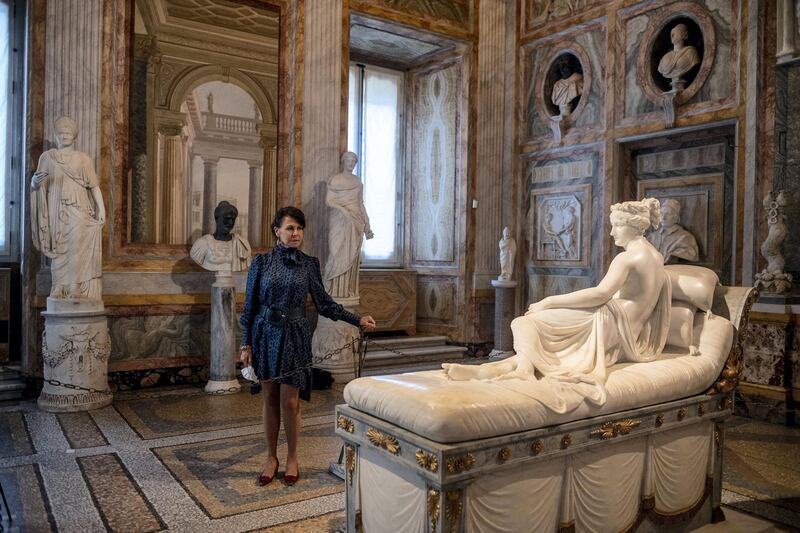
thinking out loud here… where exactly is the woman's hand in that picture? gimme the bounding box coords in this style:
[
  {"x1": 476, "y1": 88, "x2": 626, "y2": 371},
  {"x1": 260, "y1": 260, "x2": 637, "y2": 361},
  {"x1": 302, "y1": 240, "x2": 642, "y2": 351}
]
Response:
[
  {"x1": 359, "y1": 316, "x2": 377, "y2": 330},
  {"x1": 239, "y1": 346, "x2": 252, "y2": 366}
]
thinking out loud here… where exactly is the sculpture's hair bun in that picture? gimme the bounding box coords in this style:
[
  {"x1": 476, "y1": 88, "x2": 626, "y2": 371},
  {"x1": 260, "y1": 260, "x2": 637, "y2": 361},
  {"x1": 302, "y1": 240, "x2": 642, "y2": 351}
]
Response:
[{"x1": 610, "y1": 198, "x2": 661, "y2": 233}]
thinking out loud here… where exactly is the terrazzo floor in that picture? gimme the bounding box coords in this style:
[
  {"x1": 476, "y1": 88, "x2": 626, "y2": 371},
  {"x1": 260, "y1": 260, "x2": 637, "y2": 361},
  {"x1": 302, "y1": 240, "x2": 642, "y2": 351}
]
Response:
[{"x1": 0, "y1": 385, "x2": 798, "y2": 532}]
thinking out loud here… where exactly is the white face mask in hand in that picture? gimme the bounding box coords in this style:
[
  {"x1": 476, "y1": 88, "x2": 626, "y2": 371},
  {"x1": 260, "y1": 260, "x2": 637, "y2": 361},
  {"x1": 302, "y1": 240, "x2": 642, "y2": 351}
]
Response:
[{"x1": 241, "y1": 365, "x2": 258, "y2": 383}]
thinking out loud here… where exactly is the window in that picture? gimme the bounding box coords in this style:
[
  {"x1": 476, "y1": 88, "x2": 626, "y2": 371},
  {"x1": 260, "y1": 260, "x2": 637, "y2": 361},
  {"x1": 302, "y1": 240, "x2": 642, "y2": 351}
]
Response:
[
  {"x1": 348, "y1": 63, "x2": 404, "y2": 266},
  {"x1": 0, "y1": 0, "x2": 21, "y2": 261}
]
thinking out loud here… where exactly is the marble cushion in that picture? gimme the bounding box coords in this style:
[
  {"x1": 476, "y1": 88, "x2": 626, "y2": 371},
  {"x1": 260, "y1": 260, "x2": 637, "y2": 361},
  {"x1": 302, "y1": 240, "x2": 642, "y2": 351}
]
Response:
[
  {"x1": 665, "y1": 265, "x2": 719, "y2": 311},
  {"x1": 344, "y1": 312, "x2": 733, "y2": 443},
  {"x1": 666, "y1": 302, "x2": 696, "y2": 350}
]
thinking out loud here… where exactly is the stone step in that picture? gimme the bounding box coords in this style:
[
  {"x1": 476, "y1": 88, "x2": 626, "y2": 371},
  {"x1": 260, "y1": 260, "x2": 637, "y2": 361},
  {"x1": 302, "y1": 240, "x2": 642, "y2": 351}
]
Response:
[
  {"x1": 365, "y1": 336, "x2": 449, "y2": 349},
  {"x1": 0, "y1": 364, "x2": 22, "y2": 381},
  {"x1": 360, "y1": 357, "x2": 474, "y2": 377},
  {"x1": 363, "y1": 345, "x2": 468, "y2": 371},
  {"x1": 0, "y1": 380, "x2": 25, "y2": 401}
]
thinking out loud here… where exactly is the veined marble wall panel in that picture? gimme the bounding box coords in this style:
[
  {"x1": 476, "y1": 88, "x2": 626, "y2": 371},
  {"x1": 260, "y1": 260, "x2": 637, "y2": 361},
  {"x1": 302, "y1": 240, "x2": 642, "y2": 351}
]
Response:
[
  {"x1": 621, "y1": 0, "x2": 739, "y2": 122},
  {"x1": 417, "y1": 276, "x2": 457, "y2": 326},
  {"x1": 524, "y1": 25, "x2": 605, "y2": 141},
  {"x1": 44, "y1": 0, "x2": 103, "y2": 160},
  {"x1": 741, "y1": 319, "x2": 788, "y2": 386},
  {"x1": 526, "y1": 274, "x2": 592, "y2": 307},
  {"x1": 474, "y1": 0, "x2": 509, "y2": 283},
  {"x1": 774, "y1": 65, "x2": 800, "y2": 280},
  {"x1": 410, "y1": 63, "x2": 461, "y2": 264}
]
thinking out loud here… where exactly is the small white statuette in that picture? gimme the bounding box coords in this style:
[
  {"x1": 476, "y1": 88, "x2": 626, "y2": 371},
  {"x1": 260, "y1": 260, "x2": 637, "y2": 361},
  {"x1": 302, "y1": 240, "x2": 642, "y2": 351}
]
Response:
[
  {"x1": 657, "y1": 23, "x2": 700, "y2": 92},
  {"x1": 498, "y1": 227, "x2": 517, "y2": 282}
]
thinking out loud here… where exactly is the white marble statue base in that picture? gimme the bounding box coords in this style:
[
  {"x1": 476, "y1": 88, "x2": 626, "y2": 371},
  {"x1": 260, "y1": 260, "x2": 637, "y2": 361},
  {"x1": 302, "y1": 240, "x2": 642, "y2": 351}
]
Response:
[
  {"x1": 312, "y1": 296, "x2": 360, "y2": 383},
  {"x1": 207, "y1": 271, "x2": 240, "y2": 395},
  {"x1": 38, "y1": 298, "x2": 113, "y2": 412}
]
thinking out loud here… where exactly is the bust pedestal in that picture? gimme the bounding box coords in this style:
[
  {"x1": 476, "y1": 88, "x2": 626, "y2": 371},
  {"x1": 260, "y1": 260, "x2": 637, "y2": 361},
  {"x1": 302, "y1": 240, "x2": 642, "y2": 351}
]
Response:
[
  {"x1": 206, "y1": 271, "x2": 241, "y2": 394},
  {"x1": 38, "y1": 298, "x2": 112, "y2": 412},
  {"x1": 312, "y1": 296, "x2": 360, "y2": 383},
  {"x1": 488, "y1": 279, "x2": 517, "y2": 360}
]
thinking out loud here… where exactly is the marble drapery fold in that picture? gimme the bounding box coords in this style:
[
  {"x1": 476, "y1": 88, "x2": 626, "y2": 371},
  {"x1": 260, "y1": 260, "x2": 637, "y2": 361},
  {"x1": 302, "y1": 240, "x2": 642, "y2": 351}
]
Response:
[{"x1": 31, "y1": 149, "x2": 103, "y2": 299}]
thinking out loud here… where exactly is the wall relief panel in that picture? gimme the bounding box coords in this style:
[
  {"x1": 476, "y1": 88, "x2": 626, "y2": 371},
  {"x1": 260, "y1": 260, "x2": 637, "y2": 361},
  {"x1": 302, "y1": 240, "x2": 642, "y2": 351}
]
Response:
[
  {"x1": 522, "y1": 0, "x2": 605, "y2": 35},
  {"x1": 524, "y1": 24, "x2": 605, "y2": 143},
  {"x1": 530, "y1": 184, "x2": 592, "y2": 268},
  {"x1": 416, "y1": 277, "x2": 457, "y2": 325},
  {"x1": 619, "y1": 0, "x2": 738, "y2": 125}
]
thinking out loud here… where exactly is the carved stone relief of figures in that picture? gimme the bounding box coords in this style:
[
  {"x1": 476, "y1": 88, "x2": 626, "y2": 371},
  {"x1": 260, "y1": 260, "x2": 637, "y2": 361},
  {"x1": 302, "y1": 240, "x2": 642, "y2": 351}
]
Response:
[
  {"x1": 647, "y1": 198, "x2": 700, "y2": 263},
  {"x1": 527, "y1": 0, "x2": 601, "y2": 30},
  {"x1": 537, "y1": 195, "x2": 581, "y2": 261},
  {"x1": 756, "y1": 191, "x2": 794, "y2": 294}
]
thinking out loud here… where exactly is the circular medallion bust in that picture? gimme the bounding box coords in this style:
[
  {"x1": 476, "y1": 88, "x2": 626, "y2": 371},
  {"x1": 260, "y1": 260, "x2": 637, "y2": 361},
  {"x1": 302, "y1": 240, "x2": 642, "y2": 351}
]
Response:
[{"x1": 534, "y1": 42, "x2": 592, "y2": 130}]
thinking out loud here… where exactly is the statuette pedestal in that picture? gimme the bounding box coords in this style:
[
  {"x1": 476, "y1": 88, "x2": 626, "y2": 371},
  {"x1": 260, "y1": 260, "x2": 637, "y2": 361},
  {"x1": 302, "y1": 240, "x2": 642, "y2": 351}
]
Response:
[
  {"x1": 488, "y1": 280, "x2": 517, "y2": 360},
  {"x1": 313, "y1": 296, "x2": 360, "y2": 383},
  {"x1": 38, "y1": 298, "x2": 112, "y2": 412},
  {"x1": 206, "y1": 271, "x2": 241, "y2": 394}
]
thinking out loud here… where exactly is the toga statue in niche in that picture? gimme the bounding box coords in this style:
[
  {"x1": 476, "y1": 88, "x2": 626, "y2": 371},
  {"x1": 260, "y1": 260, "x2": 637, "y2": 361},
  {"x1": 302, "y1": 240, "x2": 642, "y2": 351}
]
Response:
[
  {"x1": 30, "y1": 116, "x2": 106, "y2": 300},
  {"x1": 551, "y1": 59, "x2": 583, "y2": 118},
  {"x1": 323, "y1": 151, "x2": 373, "y2": 300},
  {"x1": 657, "y1": 23, "x2": 700, "y2": 92},
  {"x1": 444, "y1": 198, "x2": 671, "y2": 413},
  {"x1": 647, "y1": 198, "x2": 699, "y2": 263},
  {"x1": 190, "y1": 201, "x2": 252, "y2": 272},
  {"x1": 498, "y1": 227, "x2": 517, "y2": 281}
]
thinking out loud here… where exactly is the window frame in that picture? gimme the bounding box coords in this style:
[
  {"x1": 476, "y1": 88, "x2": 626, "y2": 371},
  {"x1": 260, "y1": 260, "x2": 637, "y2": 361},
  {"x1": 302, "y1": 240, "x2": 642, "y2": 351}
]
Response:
[
  {"x1": 0, "y1": 0, "x2": 24, "y2": 262},
  {"x1": 348, "y1": 62, "x2": 405, "y2": 268}
]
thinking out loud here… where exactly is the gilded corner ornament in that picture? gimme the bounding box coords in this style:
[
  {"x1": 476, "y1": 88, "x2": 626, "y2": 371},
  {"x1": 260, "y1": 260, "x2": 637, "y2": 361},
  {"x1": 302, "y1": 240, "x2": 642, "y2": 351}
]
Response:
[
  {"x1": 445, "y1": 453, "x2": 476, "y2": 474},
  {"x1": 445, "y1": 490, "x2": 463, "y2": 533},
  {"x1": 366, "y1": 428, "x2": 400, "y2": 455},
  {"x1": 428, "y1": 489, "x2": 440, "y2": 532},
  {"x1": 589, "y1": 419, "x2": 642, "y2": 440},
  {"x1": 345, "y1": 445, "x2": 356, "y2": 486},
  {"x1": 416, "y1": 449, "x2": 439, "y2": 472},
  {"x1": 337, "y1": 415, "x2": 354, "y2": 433}
]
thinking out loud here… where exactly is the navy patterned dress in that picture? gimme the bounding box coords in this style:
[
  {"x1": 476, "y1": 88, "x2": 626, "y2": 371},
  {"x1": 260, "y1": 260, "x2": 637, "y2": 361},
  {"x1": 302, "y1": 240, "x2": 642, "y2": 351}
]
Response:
[{"x1": 240, "y1": 244, "x2": 360, "y2": 401}]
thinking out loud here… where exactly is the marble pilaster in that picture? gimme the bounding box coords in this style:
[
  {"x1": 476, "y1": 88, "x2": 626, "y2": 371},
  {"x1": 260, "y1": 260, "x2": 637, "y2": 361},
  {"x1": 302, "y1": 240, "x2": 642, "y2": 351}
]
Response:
[
  {"x1": 247, "y1": 161, "x2": 263, "y2": 247},
  {"x1": 301, "y1": 0, "x2": 344, "y2": 259},
  {"x1": 489, "y1": 280, "x2": 517, "y2": 359},
  {"x1": 158, "y1": 122, "x2": 186, "y2": 244},
  {"x1": 202, "y1": 157, "x2": 220, "y2": 235},
  {"x1": 777, "y1": 0, "x2": 799, "y2": 63},
  {"x1": 206, "y1": 272, "x2": 240, "y2": 394}
]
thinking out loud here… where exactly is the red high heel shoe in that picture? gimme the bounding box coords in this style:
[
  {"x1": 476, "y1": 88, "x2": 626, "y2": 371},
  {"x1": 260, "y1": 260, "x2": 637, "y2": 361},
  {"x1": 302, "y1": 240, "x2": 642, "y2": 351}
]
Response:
[
  {"x1": 283, "y1": 468, "x2": 299, "y2": 486},
  {"x1": 256, "y1": 459, "x2": 279, "y2": 486}
]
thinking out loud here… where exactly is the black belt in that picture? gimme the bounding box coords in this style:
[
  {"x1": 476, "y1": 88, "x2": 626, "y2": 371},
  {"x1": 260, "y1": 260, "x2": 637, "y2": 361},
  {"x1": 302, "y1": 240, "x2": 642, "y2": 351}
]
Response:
[{"x1": 259, "y1": 305, "x2": 305, "y2": 327}]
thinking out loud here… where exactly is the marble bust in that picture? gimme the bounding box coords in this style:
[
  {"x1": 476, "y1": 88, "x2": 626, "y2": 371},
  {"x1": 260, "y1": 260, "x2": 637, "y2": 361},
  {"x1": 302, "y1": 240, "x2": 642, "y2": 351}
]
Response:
[
  {"x1": 30, "y1": 116, "x2": 106, "y2": 300},
  {"x1": 498, "y1": 227, "x2": 517, "y2": 281},
  {"x1": 551, "y1": 61, "x2": 583, "y2": 117},
  {"x1": 657, "y1": 23, "x2": 700, "y2": 91},
  {"x1": 190, "y1": 201, "x2": 251, "y2": 272},
  {"x1": 444, "y1": 198, "x2": 670, "y2": 412},
  {"x1": 647, "y1": 198, "x2": 699, "y2": 263},
  {"x1": 323, "y1": 151, "x2": 373, "y2": 300}
]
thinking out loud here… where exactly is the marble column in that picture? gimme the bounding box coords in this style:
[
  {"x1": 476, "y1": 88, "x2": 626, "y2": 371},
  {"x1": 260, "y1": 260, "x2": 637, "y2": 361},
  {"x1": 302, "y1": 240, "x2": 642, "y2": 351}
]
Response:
[
  {"x1": 489, "y1": 279, "x2": 517, "y2": 359},
  {"x1": 206, "y1": 271, "x2": 240, "y2": 394},
  {"x1": 247, "y1": 160, "x2": 263, "y2": 247},
  {"x1": 202, "y1": 157, "x2": 220, "y2": 235},
  {"x1": 301, "y1": 0, "x2": 344, "y2": 258},
  {"x1": 777, "y1": 0, "x2": 799, "y2": 62},
  {"x1": 158, "y1": 122, "x2": 186, "y2": 244},
  {"x1": 262, "y1": 145, "x2": 277, "y2": 243}
]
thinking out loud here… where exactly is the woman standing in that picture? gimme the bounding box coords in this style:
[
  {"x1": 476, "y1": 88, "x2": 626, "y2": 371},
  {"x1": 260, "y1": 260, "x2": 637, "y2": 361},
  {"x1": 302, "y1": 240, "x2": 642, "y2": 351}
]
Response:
[{"x1": 239, "y1": 206, "x2": 376, "y2": 486}]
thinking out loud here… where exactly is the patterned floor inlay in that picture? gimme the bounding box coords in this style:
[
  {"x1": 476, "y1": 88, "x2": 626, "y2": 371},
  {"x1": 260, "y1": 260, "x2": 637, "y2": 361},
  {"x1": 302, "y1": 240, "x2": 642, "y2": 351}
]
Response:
[
  {"x1": 57, "y1": 412, "x2": 108, "y2": 449},
  {"x1": 0, "y1": 411, "x2": 33, "y2": 458},
  {"x1": 0, "y1": 464, "x2": 56, "y2": 532},
  {"x1": 77, "y1": 453, "x2": 165, "y2": 533},
  {"x1": 154, "y1": 422, "x2": 344, "y2": 518},
  {"x1": 250, "y1": 511, "x2": 346, "y2": 532},
  {"x1": 723, "y1": 417, "x2": 800, "y2": 528},
  {"x1": 115, "y1": 387, "x2": 343, "y2": 439}
]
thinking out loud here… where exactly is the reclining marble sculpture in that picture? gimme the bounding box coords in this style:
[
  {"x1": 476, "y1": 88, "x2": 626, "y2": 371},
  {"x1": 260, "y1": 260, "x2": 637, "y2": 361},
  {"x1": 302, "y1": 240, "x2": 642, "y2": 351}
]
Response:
[{"x1": 444, "y1": 198, "x2": 671, "y2": 412}]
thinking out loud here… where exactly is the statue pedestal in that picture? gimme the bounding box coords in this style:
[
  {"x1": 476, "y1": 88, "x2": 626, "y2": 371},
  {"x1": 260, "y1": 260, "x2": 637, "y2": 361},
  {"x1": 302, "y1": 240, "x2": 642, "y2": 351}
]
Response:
[
  {"x1": 38, "y1": 298, "x2": 113, "y2": 412},
  {"x1": 488, "y1": 279, "x2": 517, "y2": 360},
  {"x1": 312, "y1": 296, "x2": 360, "y2": 383},
  {"x1": 206, "y1": 271, "x2": 240, "y2": 395}
]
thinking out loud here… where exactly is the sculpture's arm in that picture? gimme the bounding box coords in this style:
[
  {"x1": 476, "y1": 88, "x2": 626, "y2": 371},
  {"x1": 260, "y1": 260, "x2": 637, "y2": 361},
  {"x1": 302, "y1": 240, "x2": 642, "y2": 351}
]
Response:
[
  {"x1": 30, "y1": 153, "x2": 49, "y2": 190},
  {"x1": 359, "y1": 185, "x2": 373, "y2": 239},
  {"x1": 90, "y1": 186, "x2": 106, "y2": 224},
  {"x1": 528, "y1": 253, "x2": 630, "y2": 313}
]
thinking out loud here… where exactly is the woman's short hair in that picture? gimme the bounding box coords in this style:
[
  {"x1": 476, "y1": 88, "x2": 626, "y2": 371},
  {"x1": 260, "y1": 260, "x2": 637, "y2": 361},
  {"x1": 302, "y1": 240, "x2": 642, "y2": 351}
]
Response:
[
  {"x1": 610, "y1": 198, "x2": 661, "y2": 234},
  {"x1": 53, "y1": 116, "x2": 79, "y2": 137},
  {"x1": 271, "y1": 206, "x2": 306, "y2": 234}
]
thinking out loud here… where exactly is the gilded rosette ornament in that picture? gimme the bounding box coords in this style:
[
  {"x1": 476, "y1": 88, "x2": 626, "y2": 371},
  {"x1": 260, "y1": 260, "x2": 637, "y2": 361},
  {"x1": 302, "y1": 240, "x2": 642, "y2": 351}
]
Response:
[
  {"x1": 416, "y1": 449, "x2": 439, "y2": 472},
  {"x1": 589, "y1": 418, "x2": 641, "y2": 440},
  {"x1": 337, "y1": 415, "x2": 355, "y2": 433},
  {"x1": 445, "y1": 453, "x2": 476, "y2": 474},
  {"x1": 366, "y1": 428, "x2": 400, "y2": 455}
]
